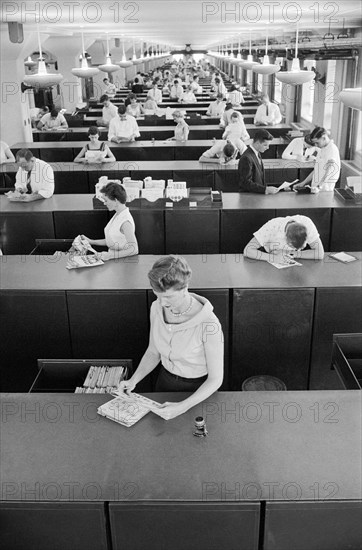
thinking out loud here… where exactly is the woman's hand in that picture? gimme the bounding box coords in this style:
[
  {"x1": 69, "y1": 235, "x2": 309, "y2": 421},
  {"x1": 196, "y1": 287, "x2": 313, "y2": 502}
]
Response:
[
  {"x1": 117, "y1": 379, "x2": 137, "y2": 394},
  {"x1": 156, "y1": 401, "x2": 187, "y2": 420},
  {"x1": 80, "y1": 234, "x2": 93, "y2": 244}
]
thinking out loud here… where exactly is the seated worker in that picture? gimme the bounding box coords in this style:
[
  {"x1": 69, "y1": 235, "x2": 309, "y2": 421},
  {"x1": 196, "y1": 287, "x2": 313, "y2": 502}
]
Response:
[
  {"x1": 190, "y1": 75, "x2": 202, "y2": 93},
  {"x1": 135, "y1": 72, "x2": 144, "y2": 85},
  {"x1": 108, "y1": 105, "x2": 141, "y2": 143},
  {"x1": 282, "y1": 133, "x2": 319, "y2": 161},
  {"x1": 126, "y1": 93, "x2": 145, "y2": 118},
  {"x1": 211, "y1": 77, "x2": 227, "y2": 98},
  {"x1": 0, "y1": 141, "x2": 15, "y2": 163},
  {"x1": 294, "y1": 127, "x2": 341, "y2": 193},
  {"x1": 30, "y1": 105, "x2": 49, "y2": 128},
  {"x1": 166, "y1": 110, "x2": 189, "y2": 142},
  {"x1": 238, "y1": 129, "x2": 278, "y2": 194},
  {"x1": 74, "y1": 126, "x2": 116, "y2": 164},
  {"x1": 219, "y1": 102, "x2": 238, "y2": 128},
  {"x1": 147, "y1": 81, "x2": 162, "y2": 104},
  {"x1": 131, "y1": 77, "x2": 144, "y2": 94},
  {"x1": 254, "y1": 94, "x2": 282, "y2": 126},
  {"x1": 9, "y1": 148, "x2": 54, "y2": 201},
  {"x1": 199, "y1": 140, "x2": 240, "y2": 165},
  {"x1": 206, "y1": 94, "x2": 226, "y2": 117},
  {"x1": 102, "y1": 77, "x2": 116, "y2": 98},
  {"x1": 117, "y1": 254, "x2": 223, "y2": 420},
  {"x1": 143, "y1": 98, "x2": 161, "y2": 116},
  {"x1": 227, "y1": 85, "x2": 245, "y2": 107},
  {"x1": 169, "y1": 79, "x2": 184, "y2": 101},
  {"x1": 243, "y1": 215, "x2": 324, "y2": 263},
  {"x1": 81, "y1": 181, "x2": 138, "y2": 261},
  {"x1": 97, "y1": 95, "x2": 118, "y2": 128},
  {"x1": 179, "y1": 85, "x2": 197, "y2": 104},
  {"x1": 222, "y1": 112, "x2": 250, "y2": 154},
  {"x1": 144, "y1": 77, "x2": 153, "y2": 89},
  {"x1": 37, "y1": 107, "x2": 68, "y2": 131}
]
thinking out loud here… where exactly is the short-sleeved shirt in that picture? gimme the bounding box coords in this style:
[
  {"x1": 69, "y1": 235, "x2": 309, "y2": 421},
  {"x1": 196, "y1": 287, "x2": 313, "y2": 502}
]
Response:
[
  {"x1": 202, "y1": 139, "x2": 243, "y2": 159},
  {"x1": 253, "y1": 215, "x2": 320, "y2": 253},
  {"x1": 40, "y1": 113, "x2": 67, "y2": 129},
  {"x1": 15, "y1": 157, "x2": 54, "y2": 198},
  {"x1": 108, "y1": 115, "x2": 141, "y2": 141},
  {"x1": 311, "y1": 140, "x2": 341, "y2": 191},
  {"x1": 102, "y1": 103, "x2": 118, "y2": 124}
]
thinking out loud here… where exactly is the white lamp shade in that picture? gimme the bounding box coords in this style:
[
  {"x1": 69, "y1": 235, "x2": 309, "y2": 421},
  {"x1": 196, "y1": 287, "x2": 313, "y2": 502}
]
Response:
[
  {"x1": 252, "y1": 55, "x2": 280, "y2": 75},
  {"x1": 339, "y1": 88, "x2": 362, "y2": 111},
  {"x1": 24, "y1": 60, "x2": 63, "y2": 88},
  {"x1": 24, "y1": 56, "x2": 37, "y2": 68},
  {"x1": 275, "y1": 58, "x2": 315, "y2": 85},
  {"x1": 239, "y1": 54, "x2": 258, "y2": 70},
  {"x1": 117, "y1": 56, "x2": 133, "y2": 68},
  {"x1": 72, "y1": 57, "x2": 100, "y2": 78},
  {"x1": 98, "y1": 55, "x2": 120, "y2": 73}
]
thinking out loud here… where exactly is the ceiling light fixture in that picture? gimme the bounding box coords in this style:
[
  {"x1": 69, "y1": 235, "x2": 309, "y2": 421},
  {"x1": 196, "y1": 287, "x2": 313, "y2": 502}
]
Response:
[
  {"x1": 117, "y1": 36, "x2": 133, "y2": 67},
  {"x1": 24, "y1": 55, "x2": 37, "y2": 68},
  {"x1": 276, "y1": 24, "x2": 315, "y2": 85},
  {"x1": 98, "y1": 34, "x2": 120, "y2": 73},
  {"x1": 252, "y1": 25, "x2": 280, "y2": 75},
  {"x1": 339, "y1": 88, "x2": 362, "y2": 111},
  {"x1": 71, "y1": 29, "x2": 100, "y2": 78},
  {"x1": 23, "y1": 26, "x2": 63, "y2": 88},
  {"x1": 240, "y1": 31, "x2": 258, "y2": 70}
]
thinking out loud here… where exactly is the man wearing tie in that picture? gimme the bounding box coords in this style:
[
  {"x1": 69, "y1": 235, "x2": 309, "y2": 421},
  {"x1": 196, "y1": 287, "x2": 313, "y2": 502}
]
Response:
[
  {"x1": 238, "y1": 129, "x2": 278, "y2": 194},
  {"x1": 254, "y1": 94, "x2": 282, "y2": 126},
  {"x1": 13, "y1": 149, "x2": 54, "y2": 201}
]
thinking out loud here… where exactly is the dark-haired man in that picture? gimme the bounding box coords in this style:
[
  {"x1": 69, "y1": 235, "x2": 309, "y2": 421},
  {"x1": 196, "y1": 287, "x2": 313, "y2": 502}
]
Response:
[
  {"x1": 9, "y1": 149, "x2": 54, "y2": 201},
  {"x1": 243, "y1": 215, "x2": 324, "y2": 263},
  {"x1": 238, "y1": 129, "x2": 278, "y2": 194},
  {"x1": 37, "y1": 108, "x2": 68, "y2": 131},
  {"x1": 199, "y1": 140, "x2": 240, "y2": 165},
  {"x1": 294, "y1": 127, "x2": 340, "y2": 192},
  {"x1": 97, "y1": 95, "x2": 118, "y2": 127},
  {"x1": 108, "y1": 104, "x2": 140, "y2": 143}
]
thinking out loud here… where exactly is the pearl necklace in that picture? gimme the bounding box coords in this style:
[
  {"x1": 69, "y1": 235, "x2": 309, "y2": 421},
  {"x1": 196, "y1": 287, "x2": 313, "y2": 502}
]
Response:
[{"x1": 170, "y1": 296, "x2": 194, "y2": 317}]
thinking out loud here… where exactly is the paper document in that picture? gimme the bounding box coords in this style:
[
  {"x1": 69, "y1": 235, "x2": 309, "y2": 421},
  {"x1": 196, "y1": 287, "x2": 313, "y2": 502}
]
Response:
[
  {"x1": 275, "y1": 179, "x2": 299, "y2": 193},
  {"x1": 329, "y1": 252, "x2": 357, "y2": 263},
  {"x1": 268, "y1": 259, "x2": 302, "y2": 269}
]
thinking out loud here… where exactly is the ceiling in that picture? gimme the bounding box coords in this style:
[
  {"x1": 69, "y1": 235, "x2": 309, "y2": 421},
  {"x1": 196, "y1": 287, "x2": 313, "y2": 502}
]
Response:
[{"x1": 1, "y1": 0, "x2": 361, "y2": 50}]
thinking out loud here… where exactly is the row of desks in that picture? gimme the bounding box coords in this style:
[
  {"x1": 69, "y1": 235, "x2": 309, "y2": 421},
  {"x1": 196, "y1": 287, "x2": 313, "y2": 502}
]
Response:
[
  {"x1": 82, "y1": 114, "x2": 256, "y2": 125},
  {"x1": 31, "y1": 123, "x2": 292, "y2": 141},
  {"x1": 1, "y1": 191, "x2": 361, "y2": 256},
  {"x1": 1, "y1": 390, "x2": 361, "y2": 550},
  {"x1": 1, "y1": 158, "x2": 313, "y2": 194},
  {"x1": 10, "y1": 138, "x2": 288, "y2": 162},
  {"x1": 1, "y1": 253, "x2": 361, "y2": 393}
]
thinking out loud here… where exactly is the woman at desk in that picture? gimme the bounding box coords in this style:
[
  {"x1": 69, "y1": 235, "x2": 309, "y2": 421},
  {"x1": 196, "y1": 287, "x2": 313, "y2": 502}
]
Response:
[
  {"x1": 118, "y1": 255, "x2": 224, "y2": 419},
  {"x1": 166, "y1": 110, "x2": 189, "y2": 142},
  {"x1": 81, "y1": 181, "x2": 138, "y2": 261},
  {"x1": 73, "y1": 127, "x2": 115, "y2": 164},
  {"x1": 126, "y1": 94, "x2": 145, "y2": 118}
]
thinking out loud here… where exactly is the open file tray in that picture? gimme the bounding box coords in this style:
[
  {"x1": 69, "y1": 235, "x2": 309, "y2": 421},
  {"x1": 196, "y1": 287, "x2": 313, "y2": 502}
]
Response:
[{"x1": 97, "y1": 392, "x2": 163, "y2": 427}]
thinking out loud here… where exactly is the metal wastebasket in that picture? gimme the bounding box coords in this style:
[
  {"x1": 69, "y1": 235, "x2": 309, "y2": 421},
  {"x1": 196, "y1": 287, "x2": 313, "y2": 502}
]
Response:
[{"x1": 242, "y1": 375, "x2": 287, "y2": 391}]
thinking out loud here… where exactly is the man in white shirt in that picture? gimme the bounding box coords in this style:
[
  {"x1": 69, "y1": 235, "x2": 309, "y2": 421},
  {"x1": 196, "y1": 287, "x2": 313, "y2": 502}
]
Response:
[
  {"x1": 102, "y1": 77, "x2": 116, "y2": 98},
  {"x1": 108, "y1": 105, "x2": 140, "y2": 143},
  {"x1": 206, "y1": 95, "x2": 226, "y2": 117},
  {"x1": 97, "y1": 95, "x2": 118, "y2": 127},
  {"x1": 169, "y1": 80, "x2": 184, "y2": 101},
  {"x1": 294, "y1": 127, "x2": 341, "y2": 192},
  {"x1": 243, "y1": 215, "x2": 324, "y2": 263},
  {"x1": 37, "y1": 108, "x2": 68, "y2": 131},
  {"x1": 190, "y1": 75, "x2": 202, "y2": 93},
  {"x1": 254, "y1": 94, "x2": 282, "y2": 126},
  {"x1": 199, "y1": 140, "x2": 241, "y2": 165},
  {"x1": 282, "y1": 134, "x2": 319, "y2": 161},
  {"x1": 147, "y1": 81, "x2": 162, "y2": 104},
  {"x1": 211, "y1": 77, "x2": 227, "y2": 98},
  {"x1": 11, "y1": 149, "x2": 54, "y2": 201}
]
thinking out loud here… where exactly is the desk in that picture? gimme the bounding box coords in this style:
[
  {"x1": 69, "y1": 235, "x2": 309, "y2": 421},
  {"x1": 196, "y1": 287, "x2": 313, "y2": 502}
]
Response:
[
  {"x1": 31, "y1": 124, "x2": 292, "y2": 141},
  {"x1": 2, "y1": 192, "x2": 360, "y2": 255},
  {"x1": 11, "y1": 138, "x2": 287, "y2": 163},
  {"x1": 1, "y1": 391, "x2": 361, "y2": 550},
  {"x1": 1, "y1": 254, "x2": 361, "y2": 392},
  {"x1": 0, "y1": 157, "x2": 311, "y2": 195}
]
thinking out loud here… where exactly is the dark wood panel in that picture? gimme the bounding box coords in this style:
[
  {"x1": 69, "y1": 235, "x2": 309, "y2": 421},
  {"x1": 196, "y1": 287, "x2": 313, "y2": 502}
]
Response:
[
  {"x1": 310, "y1": 288, "x2": 362, "y2": 389},
  {"x1": 232, "y1": 289, "x2": 314, "y2": 390},
  {"x1": 330, "y1": 208, "x2": 362, "y2": 251},
  {"x1": 0, "y1": 290, "x2": 71, "y2": 391},
  {"x1": 264, "y1": 501, "x2": 362, "y2": 550},
  {"x1": 0, "y1": 502, "x2": 108, "y2": 550},
  {"x1": 165, "y1": 210, "x2": 220, "y2": 254},
  {"x1": 0, "y1": 212, "x2": 54, "y2": 254},
  {"x1": 53, "y1": 210, "x2": 109, "y2": 239},
  {"x1": 110, "y1": 502, "x2": 260, "y2": 550},
  {"x1": 221, "y1": 209, "x2": 275, "y2": 252},
  {"x1": 173, "y1": 169, "x2": 214, "y2": 188},
  {"x1": 131, "y1": 209, "x2": 165, "y2": 254},
  {"x1": 67, "y1": 291, "x2": 148, "y2": 366}
]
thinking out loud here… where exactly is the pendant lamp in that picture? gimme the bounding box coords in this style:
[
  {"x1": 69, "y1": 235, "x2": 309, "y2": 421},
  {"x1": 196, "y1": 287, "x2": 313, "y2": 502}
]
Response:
[
  {"x1": 252, "y1": 26, "x2": 280, "y2": 75},
  {"x1": 339, "y1": 88, "x2": 362, "y2": 111},
  {"x1": 117, "y1": 36, "x2": 133, "y2": 68},
  {"x1": 71, "y1": 29, "x2": 100, "y2": 78},
  {"x1": 276, "y1": 25, "x2": 315, "y2": 85},
  {"x1": 240, "y1": 31, "x2": 258, "y2": 70},
  {"x1": 24, "y1": 56, "x2": 37, "y2": 68},
  {"x1": 98, "y1": 34, "x2": 120, "y2": 73},
  {"x1": 23, "y1": 27, "x2": 63, "y2": 88}
]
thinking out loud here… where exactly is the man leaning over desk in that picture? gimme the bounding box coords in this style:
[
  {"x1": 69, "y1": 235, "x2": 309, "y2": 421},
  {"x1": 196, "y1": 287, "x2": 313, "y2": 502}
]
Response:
[{"x1": 6, "y1": 149, "x2": 54, "y2": 202}]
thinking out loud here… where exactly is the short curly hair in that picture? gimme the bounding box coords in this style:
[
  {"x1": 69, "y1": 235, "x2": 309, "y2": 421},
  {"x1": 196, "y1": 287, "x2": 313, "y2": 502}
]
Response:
[
  {"x1": 101, "y1": 181, "x2": 127, "y2": 204},
  {"x1": 148, "y1": 255, "x2": 192, "y2": 292}
]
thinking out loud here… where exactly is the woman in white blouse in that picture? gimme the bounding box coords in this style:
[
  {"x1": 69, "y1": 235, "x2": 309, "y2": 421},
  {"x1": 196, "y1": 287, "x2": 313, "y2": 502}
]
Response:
[
  {"x1": 81, "y1": 181, "x2": 138, "y2": 261},
  {"x1": 118, "y1": 255, "x2": 224, "y2": 419}
]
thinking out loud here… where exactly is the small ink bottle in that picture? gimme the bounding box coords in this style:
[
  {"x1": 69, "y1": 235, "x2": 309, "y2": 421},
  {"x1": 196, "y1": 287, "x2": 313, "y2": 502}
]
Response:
[{"x1": 193, "y1": 416, "x2": 208, "y2": 437}]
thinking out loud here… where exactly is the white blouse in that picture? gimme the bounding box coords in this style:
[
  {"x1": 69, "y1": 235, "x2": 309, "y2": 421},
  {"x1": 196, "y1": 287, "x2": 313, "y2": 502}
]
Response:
[{"x1": 104, "y1": 207, "x2": 135, "y2": 249}]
